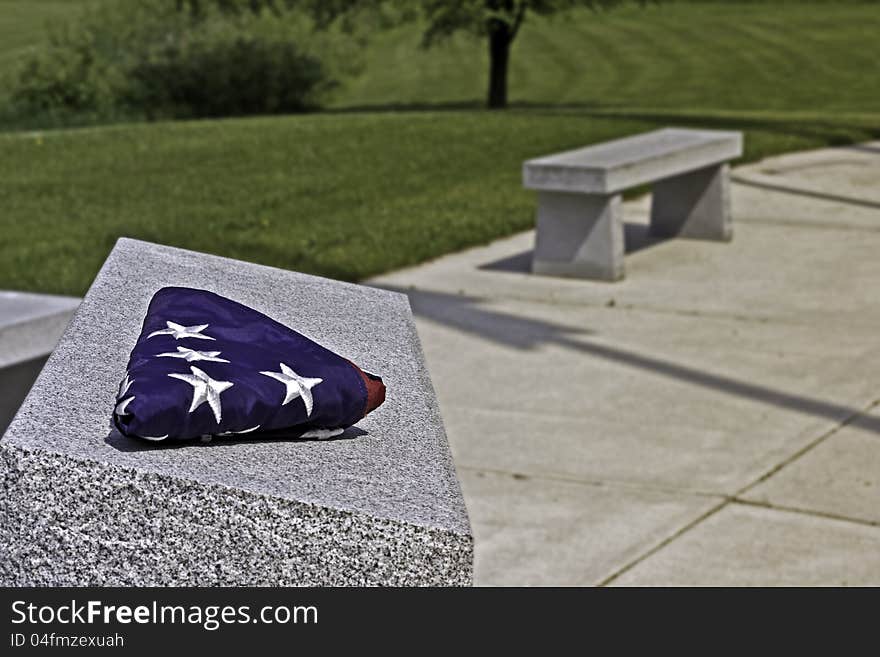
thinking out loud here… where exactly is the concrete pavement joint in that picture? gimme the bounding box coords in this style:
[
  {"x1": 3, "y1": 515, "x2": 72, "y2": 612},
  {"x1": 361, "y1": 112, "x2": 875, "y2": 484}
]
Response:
[
  {"x1": 734, "y1": 397, "x2": 880, "y2": 498},
  {"x1": 596, "y1": 498, "x2": 730, "y2": 586},
  {"x1": 732, "y1": 175, "x2": 880, "y2": 210},
  {"x1": 596, "y1": 398, "x2": 879, "y2": 585},
  {"x1": 738, "y1": 215, "x2": 880, "y2": 233},
  {"x1": 728, "y1": 497, "x2": 880, "y2": 529}
]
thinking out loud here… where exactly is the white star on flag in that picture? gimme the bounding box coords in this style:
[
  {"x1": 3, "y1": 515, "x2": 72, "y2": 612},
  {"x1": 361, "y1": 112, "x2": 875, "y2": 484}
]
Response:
[
  {"x1": 139, "y1": 434, "x2": 169, "y2": 442},
  {"x1": 168, "y1": 366, "x2": 233, "y2": 424},
  {"x1": 147, "y1": 321, "x2": 216, "y2": 341},
  {"x1": 217, "y1": 425, "x2": 261, "y2": 436},
  {"x1": 115, "y1": 395, "x2": 135, "y2": 416},
  {"x1": 156, "y1": 346, "x2": 230, "y2": 363},
  {"x1": 118, "y1": 373, "x2": 134, "y2": 398},
  {"x1": 260, "y1": 363, "x2": 323, "y2": 417},
  {"x1": 301, "y1": 428, "x2": 344, "y2": 440}
]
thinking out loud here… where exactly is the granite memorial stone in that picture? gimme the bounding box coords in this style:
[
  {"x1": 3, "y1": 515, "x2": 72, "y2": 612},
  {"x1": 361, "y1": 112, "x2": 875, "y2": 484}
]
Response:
[{"x1": 0, "y1": 238, "x2": 472, "y2": 586}]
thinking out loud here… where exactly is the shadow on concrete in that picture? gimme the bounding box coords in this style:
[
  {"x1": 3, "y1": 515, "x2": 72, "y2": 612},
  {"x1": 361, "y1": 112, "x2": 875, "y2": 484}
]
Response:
[
  {"x1": 0, "y1": 355, "x2": 48, "y2": 437},
  {"x1": 846, "y1": 144, "x2": 880, "y2": 155},
  {"x1": 378, "y1": 284, "x2": 880, "y2": 434},
  {"x1": 732, "y1": 175, "x2": 880, "y2": 210},
  {"x1": 849, "y1": 413, "x2": 880, "y2": 432},
  {"x1": 480, "y1": 249, "x2": 533, "y2": 274},
  {"x1": 479, "y1": 223, "x2": 667, "y2": 273},
  {"x1": 383, "y1": 285, "x2": 594, "y2": 350},
  {"x1": 105, "y1": 425, "x2": 368, "y2": 452},
  {"x1": 623, "y1": 222, "x2": 669, "y2": 254},
  {"x1": 558, "y1": 337, "x2": 880, "y2": 434}
]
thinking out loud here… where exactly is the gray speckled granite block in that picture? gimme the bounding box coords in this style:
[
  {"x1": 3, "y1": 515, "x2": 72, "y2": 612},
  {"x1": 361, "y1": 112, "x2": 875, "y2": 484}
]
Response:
[{"x1": 0, "y1": 238, "x2": 472, "y2": 586}]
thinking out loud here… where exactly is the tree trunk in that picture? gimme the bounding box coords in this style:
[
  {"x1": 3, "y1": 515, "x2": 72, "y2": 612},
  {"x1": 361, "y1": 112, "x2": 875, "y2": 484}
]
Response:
[{"x1": 487, "y1": 24, "x2": 511, "y2": 109}]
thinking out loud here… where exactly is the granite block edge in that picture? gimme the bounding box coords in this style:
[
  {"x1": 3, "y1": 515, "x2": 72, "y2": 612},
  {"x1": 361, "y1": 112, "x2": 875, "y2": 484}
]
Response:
[
  {"x1": 0, "y1": 442, "x2": 474, "y2": 586},
  {"x1": 117, "y1": 237, "x2": 413, "y2": 306}
]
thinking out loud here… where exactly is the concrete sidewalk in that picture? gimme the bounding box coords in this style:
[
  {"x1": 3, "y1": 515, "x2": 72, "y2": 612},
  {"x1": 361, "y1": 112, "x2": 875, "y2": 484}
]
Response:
[{"x1": 369, "y1": 142, "x2": 880, "y2": 586}]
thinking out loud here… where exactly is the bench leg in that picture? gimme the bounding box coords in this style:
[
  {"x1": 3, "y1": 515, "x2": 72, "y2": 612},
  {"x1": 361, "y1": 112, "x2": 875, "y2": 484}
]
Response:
[
  {"x1": 650, "y1": 163, "x2": 732, "y2": 241},
  {"x1": 532, "y1": 191, "x2": 625, "y2": 281}
]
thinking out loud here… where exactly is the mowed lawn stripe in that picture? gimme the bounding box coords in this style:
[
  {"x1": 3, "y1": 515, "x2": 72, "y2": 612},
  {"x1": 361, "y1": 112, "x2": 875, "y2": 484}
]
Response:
[{"x1": 330, "y1": 3, "x2": 880, "y2": 112}]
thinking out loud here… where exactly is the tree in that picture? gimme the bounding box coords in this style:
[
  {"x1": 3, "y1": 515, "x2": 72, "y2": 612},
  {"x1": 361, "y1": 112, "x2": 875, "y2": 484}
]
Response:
[
  {"x1": 174, "y1": 0, "x2": 639, "y2": 109},
  {"x1": 419, "y1": 1, "x2": 632, "y2": 109}
]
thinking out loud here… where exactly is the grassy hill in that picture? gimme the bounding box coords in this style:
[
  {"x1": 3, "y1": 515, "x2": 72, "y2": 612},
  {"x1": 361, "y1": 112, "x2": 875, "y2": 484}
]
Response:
[
  {"x1": 1, "y1": 1, "x2": 878, "y2": 296},
  {"x1": 333, "y1": 1, "x2": 880, "y2": 114}
]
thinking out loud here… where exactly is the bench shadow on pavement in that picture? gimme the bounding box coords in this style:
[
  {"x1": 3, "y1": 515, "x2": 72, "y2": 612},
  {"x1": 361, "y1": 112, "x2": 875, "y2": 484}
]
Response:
[
  {"x1": 732, "y1": 175, "x2": 880, "y2": 210},
  {"x1": 376, "y1": 284, "x2": 880, "y2": 435},
  {"x1": 480, "y1": 223, "x2": 667, "y2": 273},
  {"x1": 845, "y1": 144, "x2": 880, "y2": 155},
  {"x1": 387, "y1": 285, "x2": 595, "y2": 350}
]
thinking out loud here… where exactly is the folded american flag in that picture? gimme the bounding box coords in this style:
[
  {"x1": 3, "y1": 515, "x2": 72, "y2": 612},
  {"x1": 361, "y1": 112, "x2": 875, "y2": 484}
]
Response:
[{"x1": 113, "y1": 287, "x2": 385, "y2": 442}]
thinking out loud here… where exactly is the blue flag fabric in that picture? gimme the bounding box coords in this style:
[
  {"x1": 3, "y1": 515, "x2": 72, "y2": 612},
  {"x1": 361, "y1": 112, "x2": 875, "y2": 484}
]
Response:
[{"x1": 113, "y1": 287, "x2": 385, "y2": 442}]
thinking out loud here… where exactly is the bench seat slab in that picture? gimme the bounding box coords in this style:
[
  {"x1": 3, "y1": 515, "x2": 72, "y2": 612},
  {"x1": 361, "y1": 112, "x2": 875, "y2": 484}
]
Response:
[{"x1": 523, "y1": 128, "x2": 742, "y2": 195}]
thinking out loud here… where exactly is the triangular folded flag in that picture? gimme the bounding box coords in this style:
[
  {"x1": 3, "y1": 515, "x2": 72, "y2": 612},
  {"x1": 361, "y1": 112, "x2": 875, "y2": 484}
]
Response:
[{"x1": 113, "y1": 287, "x2": 385, "y2": 442}]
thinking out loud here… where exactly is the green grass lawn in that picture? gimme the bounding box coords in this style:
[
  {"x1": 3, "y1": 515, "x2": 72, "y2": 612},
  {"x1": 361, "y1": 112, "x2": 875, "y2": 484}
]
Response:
[
  {"x1": 1, "y1": 1, "x2": 878, "y2": 297},
  {"x1": 333, "y1": 1, "x2": 880, "y2": 113}
]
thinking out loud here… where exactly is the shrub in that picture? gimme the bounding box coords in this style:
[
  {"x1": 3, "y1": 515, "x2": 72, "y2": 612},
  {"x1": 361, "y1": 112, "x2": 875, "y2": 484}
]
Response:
[
  {"x1": 127, "y1": 18, "x2": 328, "y2": 118},
  {"x1": 9, "y1": 18, "x2": 126, "y2": 117},
  {"x1": 7, "y1": 0, "x2": 355, "y2": 122}
]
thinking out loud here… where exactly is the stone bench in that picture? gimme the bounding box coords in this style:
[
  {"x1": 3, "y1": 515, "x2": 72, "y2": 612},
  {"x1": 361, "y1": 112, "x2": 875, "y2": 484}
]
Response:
[
  {"x1": 523, "y1": 128, "x2": 743, "y2": 280},
  {"x1": 0, "y1": 238, "x2": 472, "y2": 586},
  {"x1": 0, "y1": 291, "x2": 80, "y2": 434}
]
